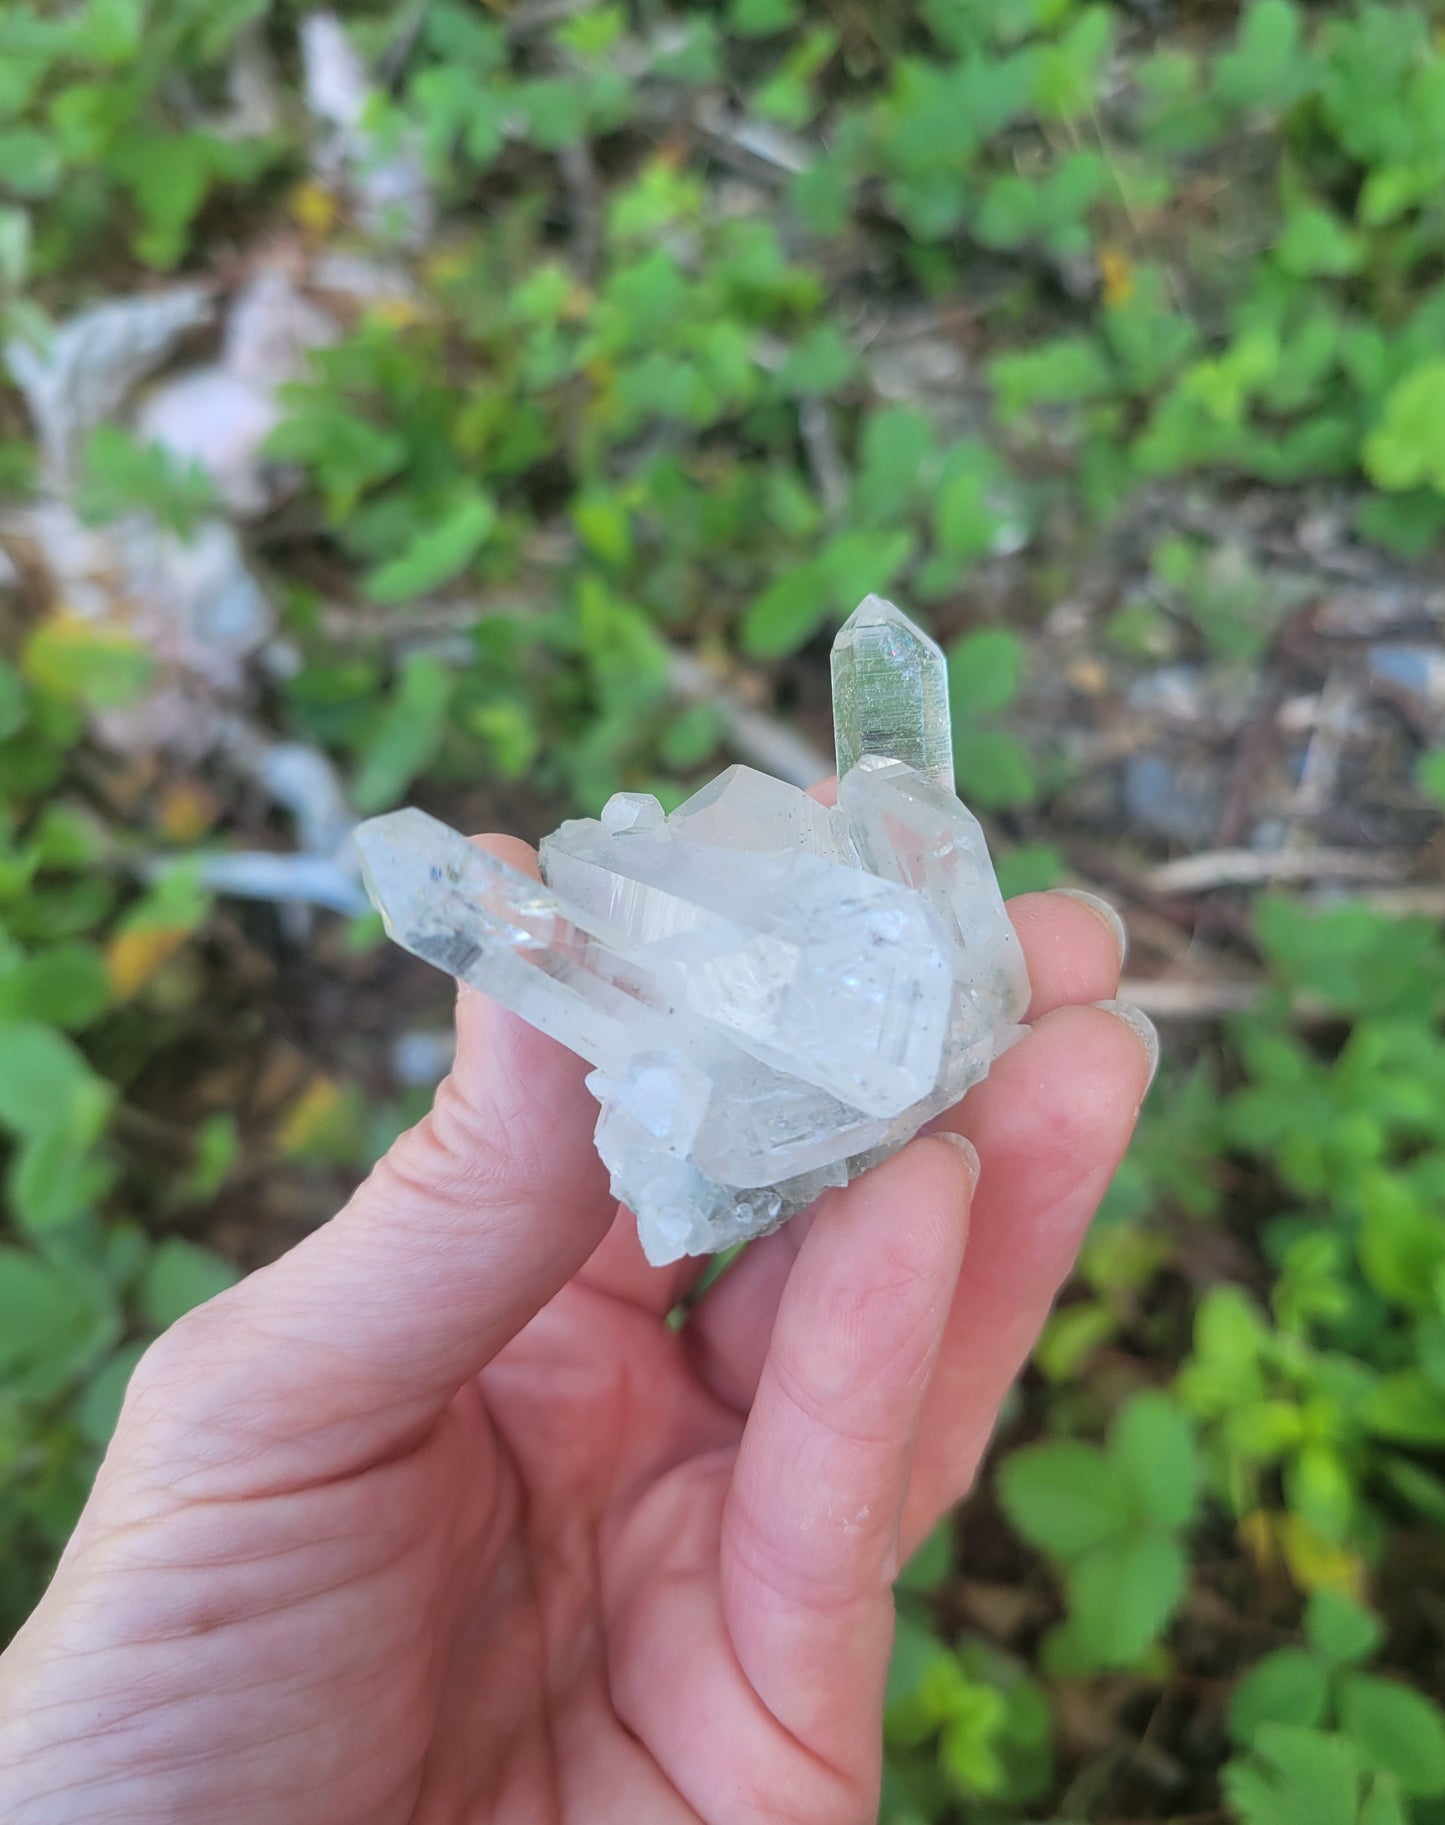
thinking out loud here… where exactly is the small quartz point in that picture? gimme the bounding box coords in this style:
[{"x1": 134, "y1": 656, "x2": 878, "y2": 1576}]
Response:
[
  {"x1": 358, "y1": 598, "x2": 1029, "y2": 1267},
  {"x1": 832, "y1": 594, "x2": 953, "y2": 791}
]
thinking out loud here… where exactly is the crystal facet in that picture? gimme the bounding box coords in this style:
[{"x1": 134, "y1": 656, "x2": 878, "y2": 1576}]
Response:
[
  {"x1": 831, "y1": 594, "x2": 953, "y2": 790},
  {"x1": 358, "y1": 598, "x2": 1029, "y2": 1266}
]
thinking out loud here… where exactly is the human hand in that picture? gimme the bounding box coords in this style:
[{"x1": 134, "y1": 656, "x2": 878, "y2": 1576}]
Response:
[{"x1": 0, "y1": 832, "x2": 1153, "y2": 1825}]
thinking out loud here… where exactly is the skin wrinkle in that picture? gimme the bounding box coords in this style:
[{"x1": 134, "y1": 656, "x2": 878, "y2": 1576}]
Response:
[
  {"x1": 625, "y1": 1574, "x2": 867, "y2": 1825},
  {"x1": 601, "y1": 1463, "x2": 865, "y2": 1823}
]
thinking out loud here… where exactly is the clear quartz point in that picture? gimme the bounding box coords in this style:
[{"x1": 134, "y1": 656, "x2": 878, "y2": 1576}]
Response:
[
  {"x1": 832, "y1": 594, "x2": 953, "y2": 791},
  {"x1": 358, "y1": 597, "x2": 1029, "y2": 1267}
]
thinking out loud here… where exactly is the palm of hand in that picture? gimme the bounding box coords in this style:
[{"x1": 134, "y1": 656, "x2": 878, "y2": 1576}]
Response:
[{"x1": 0, "y1": 867, "x2": 1147, "y2": 1825}]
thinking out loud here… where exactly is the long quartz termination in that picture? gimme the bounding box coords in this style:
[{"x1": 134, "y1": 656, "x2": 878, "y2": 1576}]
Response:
[
  {"x1": 832, "y1": 594, "x2": 954, "y2": 790},
  {"x1": 357, "y1": 596, "x2": 1029, "y2": 1266}
]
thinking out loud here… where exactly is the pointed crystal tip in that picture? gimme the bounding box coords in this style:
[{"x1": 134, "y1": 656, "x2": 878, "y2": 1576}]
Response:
[
  {"x1": 836, "y1": 594, "x2": 945, "y2": 657},
  {"x1": 354, "y1": 807, "x2": 455, "y2": 946},
  {"x1": 831, "y1": 595, "x2": 953, "y2": 791}
]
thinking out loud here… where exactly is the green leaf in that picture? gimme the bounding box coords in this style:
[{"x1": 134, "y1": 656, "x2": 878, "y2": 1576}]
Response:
[
  {"x1": 1036, "y1": 1300, "x2": 1116, "y2": 1381},
  {"x1": 116, "y1": 132, "x2": 213, "y2": 269},
  {"x1": 1064, "y1": 1530, "x2": 1186, "y2": 1667},
  {"x1": 140, "y1": 1239, "x2": 239, "y2": 1329},
  {"x1": 896, "y1": 1518, "x2": 953, "y2": 1593},
  {"x1": 1224, "y1": 1726, "x2": 1360, "y2": 1825},
  {"x1": 1362, "y1": 1371, "x2": 1445, "y2": 1446},
  {"x1": 994, "y1": 842, "x2": 1064, "y2": 897},
  {"x1": 1417, "y1": 748, "x2": 1445, "y2": 808},
  {"x1": 513, "y1": 76, "x2": 591, "y2": 150},
  {"x1": 1229, "y1": 1649, "x2": 1331, "y2": 1745},
  {"x1": 952, "y1": 729, "x2": 1034, "y2": 809},
  {"x1": 0, "y1": 944, "x2": 110, "y2": 1029},
  {"x1": 1033, "y1": 7, "x2": 1114, "y2": 122},
  {"x1": 1305, "y1": 1591, "x2": 1383, "y2": 1667},
  {"x1": 80, "y1": 0, "x2": 145, "y2": 61},
  {"x1": 0, "y1": 129, "x2": 62, "y2": 198},
  {"x1": 266, "y1": 405, "x2": 407, "y2": 519},
  {"x1": 352, "y1": 654, "x2": 455, "y2": 814},
  {"x1": 819, "y1": 529, "x2": 913, "y2": 617},
  {"x1": 975, "y1": 173, "x2": 1038, "y2": 250},
  {"x1": 792, "y1": 152, "x2": 853, "y2": 237},
  {"x1": 1284, "y1": 1440, "x2": 1355, "y2": 1544},
  {"x1": 12, "y1": 1124, "x2": 111, "y2": 1233},
  {"x1": 0, "y1": 655, "x2": 25, "y2": 741},
  {"x1": 932, "y1": 441, "x2": 1006, "y2": 564},
  {"x1": 365, "y1": 488, "x2": 497, "y2": 603},
  {"x1": 573, "y1": 491, "x2": 634, "y2": 569},
  {"x1": 659, "y1": 703, "x2": 723, "y2": 771},
  {"x1": 1365, "y1": 364, "x2": 1445, "y2": 496},
  {"x1": 1358, "y1": 1172, "x2": 1445, "y2": 1312},
  {"x1": 1215, "y1": 0, "x2": 1307, "y2": 112},
  {"x1": 1338, "y1": 1676, "x2": 1445, "y2": 1795},
  {"x1": 990, "y1": 337, "x2": 1112, "y2": 421},
  {"x1": 1111, "y1": 1392, "x2": 1199, "y2": 1530},
  {"x1": 0, "y1": 1020, "x2": 108, "y2": 1141},
  {"x1": 184, "y1": 1114, "x2": 240, "y2": 1204},
  {"x1": 78, "y1": 1343, "x2": 146, "y2": 1448},
  {"x1": 729, "y1": 0, "x2": 799, "y2": 34},
  {"x1": 755, "y1": 26, "x2": 837, "y2": 127},
  {"x1": 741, "y1": 561, "x2": 828, "y2": 658},
  {"x1": 997, "y1": 1440, "x2": 1130, "y2": 1559},
  {"x1": 75, "y1": 425, "x2": 219, "y2": 536},
  {"x1": 776, "y1": 323, "x2": 855, "y2": 396},
  {"x1": 1276, "y1": 206, "x2": 1362, "y2": 278},
  {"x1": 1358, "y1": 1779, "x2": 1409, "y2": 1825},
  {"x1": 24, "y1": 616, "x2": 156, "y2": 712},
  {"x1": 886, "y1": 1607, "x2": 955, "y2": 1721},
  {"x1": 0, "y1": 206, "x2": 26, "y2": 288},
  {"x1": 855, "y1": 408, "x2": 933, "y2": 527},
  {"x1": 0, "y1": 1247, "x2": 114, "y2": 1388},
  {"x1": 938, "y1": 1681, "x2": 1009, "y2": 1798},
  {"x1": 948, "y1": 629, "x2": 1022, "y2": 720}
]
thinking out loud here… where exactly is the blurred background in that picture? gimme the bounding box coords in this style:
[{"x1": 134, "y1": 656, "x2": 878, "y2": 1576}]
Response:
[{"x1": 2, "y1": 0, "x2": 1445, "y2": 1816}]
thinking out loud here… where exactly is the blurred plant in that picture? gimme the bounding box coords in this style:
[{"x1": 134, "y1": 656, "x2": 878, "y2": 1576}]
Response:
[
  {"x1": 999, "y1": 1391, "x2": 1201, "y2": 1673},
  {"x1": 1225, "y1": 1589, "x2": 1445, "y2": 1821},
  {"x1": 3, "y1": 2, "x2": 1445, "y2": 1818}
]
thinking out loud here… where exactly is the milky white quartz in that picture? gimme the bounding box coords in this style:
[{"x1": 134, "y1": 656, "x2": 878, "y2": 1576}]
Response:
[{"x1": 355, "y1": 598, "x2": 1029, "y2": 1265}]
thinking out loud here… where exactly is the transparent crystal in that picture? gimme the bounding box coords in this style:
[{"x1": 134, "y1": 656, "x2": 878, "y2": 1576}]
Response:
[
  {"x1": 832, "y1": 594, "x2": 953, "y2": 791},
  {"x1": 358, "y1": 598, "x2": 1029, "y2": 1266},
  {"x1": 542, "y1": 815, "x2": 950, "y2": 1117},
  {"x1": 669, "y1": 764, "x2": 855, "y2": 861}
]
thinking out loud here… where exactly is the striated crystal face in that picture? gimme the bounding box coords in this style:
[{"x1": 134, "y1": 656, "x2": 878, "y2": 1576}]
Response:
[
  {"x1": 357, "y1": 598, "x2": 1029, "y2": 1265},
  {"x1": 832, "y1": 594, "x2": 953, "y2": 790}
]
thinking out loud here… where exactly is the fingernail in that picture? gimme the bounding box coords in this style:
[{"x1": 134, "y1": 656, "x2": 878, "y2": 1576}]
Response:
[
  {"x1": 930, "y1": 1130, "x2": 981, "y2": 1195},
  {"x1": 1093, "y1": 999, "x2": 1160, "y2": 1093},
  {"x1": 1054, "y1": 888, "x2": 1129, "y2": 968}
]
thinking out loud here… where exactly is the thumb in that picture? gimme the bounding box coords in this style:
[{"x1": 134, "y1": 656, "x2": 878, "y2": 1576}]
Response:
[{"x1": 123, "y1": 837, "x2": 613, "y2": 1491}]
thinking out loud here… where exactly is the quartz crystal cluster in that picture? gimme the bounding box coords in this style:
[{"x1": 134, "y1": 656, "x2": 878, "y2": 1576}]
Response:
[{"x1": 355, "y1": 597, "x2": 1030, "y2": 1265}]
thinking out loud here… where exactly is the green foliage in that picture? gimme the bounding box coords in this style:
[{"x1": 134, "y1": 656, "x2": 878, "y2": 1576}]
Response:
[
  {"x1": 0, "y1": 641, "x2": 240, "y2": 1630},
  {"x1": 1224, "y1": 1591, "x2": 1445, "y2": 1819},
  {"x1": 885, "y1": 1611, "x2": 1053, "y2": 1812},
  {"x1": 4, "y1": 2, "x2": 1445, "y2": 1816},
  {"x1": 74, "y1": 427, "x2": 219, "y2": 536},
  {"x1": 948, "y1": 629, "x2": 1033, "y2": 809},
  {"x1": 999, "y1": 1392, "x2": 1199, "y2": 1671}
]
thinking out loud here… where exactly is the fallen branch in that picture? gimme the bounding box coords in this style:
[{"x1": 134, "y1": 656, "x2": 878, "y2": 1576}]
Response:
[
  {"x1": 1119, "y1": 976, "x2": 1262, "y2": 1019},
  {"x1": 144, "y1": 850, "x2": 367, "y2": 917},
  {"x1": 1148, "y1": 847, "x2": 1407, "y2": 894}
]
